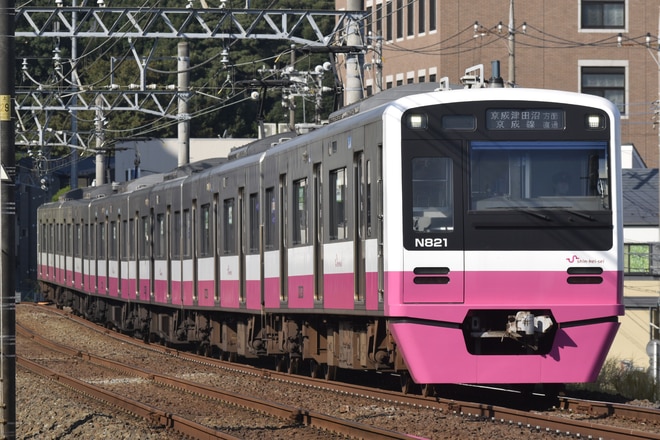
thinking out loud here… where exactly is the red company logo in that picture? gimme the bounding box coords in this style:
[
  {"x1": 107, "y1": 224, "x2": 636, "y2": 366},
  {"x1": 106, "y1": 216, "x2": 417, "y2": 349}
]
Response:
[{"x1": 566, "y1": 255, "x2": 605, "y2": 264}]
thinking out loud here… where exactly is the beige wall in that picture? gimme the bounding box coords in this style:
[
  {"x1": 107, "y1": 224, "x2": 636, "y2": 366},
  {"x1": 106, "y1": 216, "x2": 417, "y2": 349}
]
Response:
[
  {"x1": 612, "y1": 279, "x2": 660, "y2": 369},
  {"x1": 113, "y1": 137, "x2": 252, "y2": 182}
]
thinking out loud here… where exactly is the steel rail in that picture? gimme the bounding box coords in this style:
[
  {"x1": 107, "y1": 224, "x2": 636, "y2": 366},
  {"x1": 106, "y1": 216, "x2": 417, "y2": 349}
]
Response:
[
  {"x1": 558, "y1": 396, "x2": 660, "y2": 423},
  {"x1": 17, "y1": 356, "x2": 242, "y2": 440},
  {"x1": 19, "y1": 303, "x2": 660, "y2": 440},
  {"x1": 17, "y1": 322, "x2": 419, "y2": 440}
]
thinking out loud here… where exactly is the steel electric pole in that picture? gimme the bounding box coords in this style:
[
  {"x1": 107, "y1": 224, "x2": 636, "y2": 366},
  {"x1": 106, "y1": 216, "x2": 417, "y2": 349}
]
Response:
[{"x1": 0, "y1": 0, "x2": 16, "y2": 437}]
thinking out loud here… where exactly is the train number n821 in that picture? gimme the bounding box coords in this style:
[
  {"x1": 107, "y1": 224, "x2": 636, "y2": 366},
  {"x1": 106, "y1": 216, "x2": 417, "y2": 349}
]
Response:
[{"x1": 414, "y1": 238, "x2": 448, "y2": 248}]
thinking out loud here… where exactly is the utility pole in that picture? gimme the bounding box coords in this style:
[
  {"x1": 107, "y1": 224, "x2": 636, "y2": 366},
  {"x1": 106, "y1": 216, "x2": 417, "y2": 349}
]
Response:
[
  {"x1": 508, "y1": 0, "x2": 515, "y2": 86},
  {"x1": 95, "y1": 96, "x2": 105, "y2": 185},
  {"x1": 345, "y1": 0, "x2": 364, "y2": 105},
  {"x1": 0, "y1": 0, "x2": 16, "y2": 437},
  {"x1": 177, "y1": 41, "x2": 190, "y2": 167},
  {"x1": 289, "y1": 46, "x2": 296, "y2": 131},
  {"x1": 70, "y1": 0, "x2": 78, "y2": 189}
]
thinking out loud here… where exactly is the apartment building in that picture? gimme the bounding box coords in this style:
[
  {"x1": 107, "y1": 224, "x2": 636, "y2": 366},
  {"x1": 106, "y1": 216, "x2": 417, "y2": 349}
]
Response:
[{"x1": 336, "y1": 0, "x2": 660, "y2": 168}]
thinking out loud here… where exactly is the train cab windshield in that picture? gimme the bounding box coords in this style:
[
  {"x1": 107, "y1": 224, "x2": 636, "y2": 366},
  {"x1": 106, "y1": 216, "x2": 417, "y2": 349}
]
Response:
[{"x1": 469, "y1": 141, "x2": 609, "y2": 212}]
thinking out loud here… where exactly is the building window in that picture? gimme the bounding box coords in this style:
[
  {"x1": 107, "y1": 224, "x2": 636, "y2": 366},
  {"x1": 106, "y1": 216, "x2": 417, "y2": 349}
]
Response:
[
  {"x1": 376, "y1": 3, "x2": 382, "y2": 35},
  {"x1": 386, "y1": 1, "x2": 393, "y2": 41},
  {"x1": 418, "y1": 0, "x2": 425, "y2": 34},
  {"x1": 581, "y1": 1, "x2": 625, "y2": 29},
  {"x1": 396, "y1": 0, "x2": 403, "y2": 39},
  {"x1": 407, "y1": 0, "x2": 414, "y2": 36},
  {"x1": 429, "y1": 0, "x2": 436, "y2": 31},
  {"x1": 624, "y1": 243, "x2": 651, "y2": 275},
  {"x1": 366, "y1": 6, "x2": 372, "y2": 36},
  {"x1": 581, "y1": 66, "x2": 625, "y2": 114}
]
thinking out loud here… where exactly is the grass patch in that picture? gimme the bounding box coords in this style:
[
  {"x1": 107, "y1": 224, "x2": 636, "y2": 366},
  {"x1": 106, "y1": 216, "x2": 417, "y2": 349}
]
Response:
[{"x1": 568, "y1": 358, "x2": 658, "y2": 402}]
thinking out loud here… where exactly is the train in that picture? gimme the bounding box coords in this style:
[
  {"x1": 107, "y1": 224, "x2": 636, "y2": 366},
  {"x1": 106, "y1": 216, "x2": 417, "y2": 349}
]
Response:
[{"x1": 37, "y1": 67, "x2": 623, "y2": 391}]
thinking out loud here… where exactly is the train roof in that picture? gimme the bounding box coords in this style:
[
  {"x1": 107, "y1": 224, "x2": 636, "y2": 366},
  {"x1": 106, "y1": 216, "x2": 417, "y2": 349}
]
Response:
[
  {"x1": 328, "y1": 83, "x2": 441, "y2": 123},
  {"x1": 220, "y1": 86, "x2": 440, "y2": 162}
]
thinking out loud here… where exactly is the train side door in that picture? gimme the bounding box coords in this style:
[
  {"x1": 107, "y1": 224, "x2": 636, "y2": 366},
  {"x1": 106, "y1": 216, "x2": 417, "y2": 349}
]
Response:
[
  {"x1": 192, "y1": 201, "x2": 198, "y2": 305},
  {"x1": 238, "y1": 187, "x2": 246, "y2": 304},
  {"x1": 402, "y1": 140, "x2": 465, "y2": 304},
  {"x1": 354, "y1": 152, "x2": 366, "y2": 303},
  {"x1": 313, "y1": 163, "x2": 323, "y2": 303},
  {"x1": 279, "y1": 174, "x2": 288, "y2": 304},
  {"x1": 98, "y1": 217, "x2": 108, "y2": 295},
  {"x1": 75, "y1": 222, "x2": 83, "y2": 289}
]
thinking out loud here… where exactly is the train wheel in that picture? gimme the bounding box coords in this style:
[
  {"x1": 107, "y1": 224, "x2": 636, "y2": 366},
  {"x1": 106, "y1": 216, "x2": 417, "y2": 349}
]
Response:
[
  {"x1": 197, "y1": 343, "x2": 212, "y2": 357},
  {"x1": 275, "y1": 356, "x2": 287, "y2": 372},
  {"x1": 421, "y1": 384, "x2": 435, "y2": 397},
  {"x1": 400, "y1": 372, "x2": 413, "y2": 394},
  {"x1": 309, "y1": 359, "x2": 321, "y2": 378},
  {"x1": 324, "y1": 364, "x2": 337, "y2": 381},
  {"x1": 421, "y1": 383, "x2": 435, "y2": 397},
  {"x1": 542, "y1": 383, "x2": 565, "y2": 406},
  {"x1": 288, "y1": 357, "x2": 300, "y2": 375},
  {"x1": 204, "y1": 345, "x2": 213, "y2": 357}
]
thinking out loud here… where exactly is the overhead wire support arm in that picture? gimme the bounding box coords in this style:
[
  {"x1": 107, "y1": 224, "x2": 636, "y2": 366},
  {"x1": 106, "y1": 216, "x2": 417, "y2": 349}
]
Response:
[
  {"x1": 14, "y1": 6, "x2": 368, "y2": 164},
  {"x1": 15, "y1": 7, "x2": 368, "y2": 48}
]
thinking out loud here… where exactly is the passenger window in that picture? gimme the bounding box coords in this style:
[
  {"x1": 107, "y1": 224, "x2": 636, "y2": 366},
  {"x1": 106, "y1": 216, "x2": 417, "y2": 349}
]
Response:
[
  {"x1": 249, "y1": 193, "x2": 259, "y2": 253},
  {"x1": 200, "y1": 204, "x2": 212, "y2": 257},
  {"x1": 329, "y1": 168, "x2": 347, "y2": 240},
  {"x1": 223, "y1": 198, "x2": 235, "y2": 254},
  {"x1": 292, "y1": 179, "x2": 308, "y2": 245},
  {"x1": 265, "y1": 187, "x2": 277, "y2": 250}
]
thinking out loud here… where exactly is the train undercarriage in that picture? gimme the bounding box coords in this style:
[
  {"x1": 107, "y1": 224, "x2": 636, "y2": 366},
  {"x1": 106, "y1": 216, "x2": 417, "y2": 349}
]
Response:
[{"x1": 40, "y1": 282, "x2": 405, "y2": 382}]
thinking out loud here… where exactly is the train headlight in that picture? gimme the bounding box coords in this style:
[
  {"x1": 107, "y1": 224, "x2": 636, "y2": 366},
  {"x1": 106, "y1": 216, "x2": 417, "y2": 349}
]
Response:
[
  {"x1": 586, "y1": 114, "x2": 605, "y2": 129},
  {"x1": 407, "y1": 113, "x2": 427, "y2": 129}
]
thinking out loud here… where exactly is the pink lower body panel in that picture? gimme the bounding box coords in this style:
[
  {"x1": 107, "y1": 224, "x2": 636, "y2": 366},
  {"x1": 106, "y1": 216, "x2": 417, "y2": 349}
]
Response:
[
  {"x1": 197, "y1": 279, "x2": 215, "y2": 307},
  {"x1": 390, "y1": 320, "x2": 619, "y2": 384}
]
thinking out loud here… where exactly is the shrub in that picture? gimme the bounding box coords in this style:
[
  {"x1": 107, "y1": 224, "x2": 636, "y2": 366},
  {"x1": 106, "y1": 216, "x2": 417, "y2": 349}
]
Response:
[{"x1": 568, "y1": 358, "x2": 658, "y2": 402}]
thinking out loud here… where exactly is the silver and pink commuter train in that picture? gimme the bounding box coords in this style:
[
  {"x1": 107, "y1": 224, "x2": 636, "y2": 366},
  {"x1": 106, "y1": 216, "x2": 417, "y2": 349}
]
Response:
[{"x1": 37, "y1": 81, "x2": 623, "y2": 389}]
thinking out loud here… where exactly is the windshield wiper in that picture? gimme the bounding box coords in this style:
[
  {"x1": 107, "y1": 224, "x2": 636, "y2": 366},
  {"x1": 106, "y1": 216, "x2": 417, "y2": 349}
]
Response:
[
  {"x1": 519, "y1": 209, "x2": 551, "y2": 221},
  {"x1": 564, "y1": 210, "x2": 596, "y2": 221}
]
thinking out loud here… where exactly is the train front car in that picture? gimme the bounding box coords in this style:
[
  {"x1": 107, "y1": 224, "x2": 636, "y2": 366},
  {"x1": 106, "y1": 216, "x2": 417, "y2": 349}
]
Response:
[{"x1": 383, "y1": 88, "x2": 623, "y2": 385}]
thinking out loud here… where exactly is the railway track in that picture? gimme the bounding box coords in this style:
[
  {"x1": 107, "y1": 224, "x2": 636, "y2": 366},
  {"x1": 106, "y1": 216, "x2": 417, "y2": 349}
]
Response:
[
  {"x1": 17, "y1": 302, "x2": 660, "y2": 440},
  {"x1": 17, "y1": 321, "x2": 417, "y2": 439}
]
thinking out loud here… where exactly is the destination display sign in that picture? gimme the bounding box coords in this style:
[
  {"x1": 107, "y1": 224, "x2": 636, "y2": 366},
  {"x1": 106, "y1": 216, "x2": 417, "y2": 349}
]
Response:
[{"x1": 486, "y1": 109, "x2": 564, "y2": 130}]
